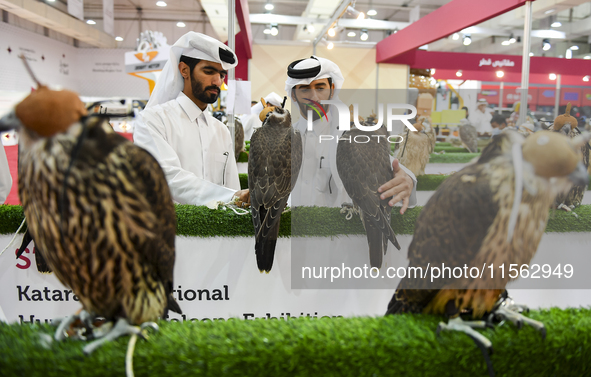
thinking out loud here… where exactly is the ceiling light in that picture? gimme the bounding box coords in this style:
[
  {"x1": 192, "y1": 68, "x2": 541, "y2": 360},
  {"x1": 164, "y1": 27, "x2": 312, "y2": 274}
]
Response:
[
  {"x1": 307, "y1": 24, "x2": 315, "y2": 33},
  {"x1": 529, "y1": 52, "x2": 534, "y2": 56},
  {"x1": 367, "y1": 9, "x2": 377, "y2": 16},
  {"x1": 270, "y1": 25, "x2": 279, "y2": 36},
  {"x1": 542, "y1": 39, "x2": 551, "y2": 51},
  {"x1": 545, "y1": 8, "x2": 556, "y2": 14},
  {"x1": 263, "y1": 28, "x2": 271, "y2": 35},
  {"x1": 452, "y1": 33, "x2": 459, "y2": 40},
  {"x1": 327, "y1": 42, "x2": 334, "y2": 50},
  {"x1": 346, "y1": 6, "x2": 364, "y2": 20},
  {"x1": 328, "y1": 27, "x2": 336, "y2": 37},
  {"x1": 566, "y1": 49, "x2": 572, "y2": 59},
  {"x1": 551, "y1": 21, "x2": 562, "y2": 27},
  {"x1": 264, "y1": 3, "x2": 274, "y2": 11},
  {"x1": 549, "y1": 73, "x2": 557, "y2": 80},
  {"x1": 46, "y1": 0, "x2": 55, "y2": 2},
  {"x1": 584, "y1": 76, "x2": 590, "y2": 82},
  {"x1": 509, "y1": 36, "x2": 516, "y2": 44},
  {"x1": 456, "y1": 70, "x2": 463, "y2": 77},
  {"x1": 496, "y1": 71, "x2": 504, "y2": 78},
  {"x1": 347, "y1": 31, "x2": 356, "y2": 37},
  {"x1": 360, "y1": 29, "x2": 369, "y2": 41},
  {"x1": 86, "y1": 19, "x2": 96, "y2": 25},
  {"x1": 177, "y1": 21, "x2": 186, "y2": 28},
  {"x1": 570, "y1": 45, "x2": 579, "y2": 50},
  {"x1": 502, "y1": 40, "x2": 511, "y2": 46},
  {"x1": 156, "y1": 1, "x2": 167, "y2": 6},
  {"x1": 463, "y1": 35, "x2": 471, "y2": 46},
  {"x1": 585, "y1": 56, "x2": 591, "y2": 60},
  {"x1": 115, "y1": 36, "x2": 123, "y2": 41}
]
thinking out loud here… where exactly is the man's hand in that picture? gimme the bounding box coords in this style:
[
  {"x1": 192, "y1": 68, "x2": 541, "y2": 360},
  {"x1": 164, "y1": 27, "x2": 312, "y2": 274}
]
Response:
[
  {"x1": 378, "y1": 159, "x2": 414, "y2": 215},
  {"x1": 233, "y1": 189, "x2": 250, "y2": 207}
]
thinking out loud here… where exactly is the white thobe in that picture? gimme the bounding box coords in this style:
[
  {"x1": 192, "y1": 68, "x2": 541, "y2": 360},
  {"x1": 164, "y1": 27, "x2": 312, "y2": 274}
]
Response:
[
  {"x1": 134, "y1": 92, "x2": 240, "y2": 206},
  {"x1": 469, "y1": 109, "x2": 493, "y2": 133},
  {"x1": 291, "y1": 113, "x2": 418, "y2": 208}
]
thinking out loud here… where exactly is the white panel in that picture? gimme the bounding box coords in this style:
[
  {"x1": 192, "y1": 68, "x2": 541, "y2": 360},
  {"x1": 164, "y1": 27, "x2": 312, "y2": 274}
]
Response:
[
  {"x1": 102, "y1": 0, "x2": 114, "y2": 36},
  {"x1": 67, "y1": 0, "x2": 84, "y2": 21}
]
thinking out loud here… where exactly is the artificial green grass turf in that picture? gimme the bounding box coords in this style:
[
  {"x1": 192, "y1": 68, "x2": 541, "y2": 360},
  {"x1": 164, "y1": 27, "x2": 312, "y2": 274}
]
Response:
[
  {"x1": 415, "y1": 174, "x2": 449, "y2": 191},
  {"x1": 428, "y1": 153, "x2": 480, "y2": 163},
  {"x1": 239, "y1": 173, "x2": 453, "y2": 191},
  {"x1": 433, "y1": 146, "x2": 480, "y2": 153},
  {"x1": 1, "y1": 308, "x2": 591, "y2": 377},
  {"x1": 2, "y1": 204, "x2": 590, "y2": 238},
  {"x1": 237, "y1": 151, "x2": 249, "y2": 163},
  {"x1": 239, "y1": 173, "x2": 248, "y2": 189}
]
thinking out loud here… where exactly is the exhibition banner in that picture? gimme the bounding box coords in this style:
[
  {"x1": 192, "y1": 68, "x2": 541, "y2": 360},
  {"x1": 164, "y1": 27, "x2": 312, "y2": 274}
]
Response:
[
  {"x1": 0, "y1": 235, "x2": 397, "y2": 324},
  {"x1": 103, "y1": 0, "x2": 114, "y2": 37},
  {"x1": 67, "y1": 0, "x2": 84, "y2": 21}
]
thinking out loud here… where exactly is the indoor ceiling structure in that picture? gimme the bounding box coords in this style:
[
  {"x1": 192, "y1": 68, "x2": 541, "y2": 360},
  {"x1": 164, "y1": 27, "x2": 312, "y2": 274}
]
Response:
[{"x1": 2, "y1": 0, "x2": 591, "y2": 59}]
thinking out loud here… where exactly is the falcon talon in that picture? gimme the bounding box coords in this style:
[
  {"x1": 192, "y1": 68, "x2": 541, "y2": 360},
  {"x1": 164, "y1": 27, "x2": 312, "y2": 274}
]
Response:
[
  {"x1": 82, "y1": 318, "x2": 143, "y2": 355},
  {"x1": 491, "y1": 306, "x2": 546, "y2": 336}
]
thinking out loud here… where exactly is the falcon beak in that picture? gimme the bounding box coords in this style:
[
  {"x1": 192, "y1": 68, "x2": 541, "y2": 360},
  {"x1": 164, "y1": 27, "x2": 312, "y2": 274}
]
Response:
[
  {"x1": 568, "y1": 162, "x2": 589, "y2": 187},
  {"x1": 0, "y1": 110, "x2": 22, "y2": 133}
]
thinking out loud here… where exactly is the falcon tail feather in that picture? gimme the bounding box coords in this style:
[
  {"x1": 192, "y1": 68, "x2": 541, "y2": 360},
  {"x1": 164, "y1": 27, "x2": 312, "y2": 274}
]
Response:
[
  {"x1": 34, "y1": 247, "x2": 53, "y2": 274},
  {"x1": 255, "y1": 219, "x2": 279, "y2": 273}
]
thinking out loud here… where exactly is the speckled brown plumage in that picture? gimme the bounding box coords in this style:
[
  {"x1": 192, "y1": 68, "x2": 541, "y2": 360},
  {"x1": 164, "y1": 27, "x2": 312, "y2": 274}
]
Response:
[
  {"x1": 459, "y1": 122, "x2": 478, "y2": 153},
  {"x1": 398, "y1": 122, "x2": 433, "y2": 177},
  {"x1": 225, "y1": 117, "x2": 245, "y2": 162},
  {"x1": 18, "y1": 116, "x2": 181, "y2": 324},
  {"x1": 387, "y1": 131, "x2": 579, "y2": 318},
  {"x1": 552, "y1": 125, "x2": 590, "y2": 207},
  {"x1": 336, "y1": 125, "x2": 401, "y2": 268},
  {"x1": 248, "y1": 107, "x2": 302, "y2": 272}
]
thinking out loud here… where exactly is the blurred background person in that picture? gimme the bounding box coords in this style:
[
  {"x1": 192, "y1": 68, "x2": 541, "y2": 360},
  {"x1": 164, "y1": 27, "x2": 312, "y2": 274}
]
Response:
[{"x1": 469, "y1": 99, "x2": 492, "y2": 137}]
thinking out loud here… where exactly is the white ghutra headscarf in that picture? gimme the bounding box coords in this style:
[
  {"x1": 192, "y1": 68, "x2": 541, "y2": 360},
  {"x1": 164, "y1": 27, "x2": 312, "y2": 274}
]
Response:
[{"x1": 146, "y1": 32, "x2": 238, "y2": 108}]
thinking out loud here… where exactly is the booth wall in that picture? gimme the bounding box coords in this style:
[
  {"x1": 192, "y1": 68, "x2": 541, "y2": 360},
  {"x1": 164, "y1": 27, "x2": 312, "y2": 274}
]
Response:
[
  {"x1": 0, "y1": 22, "x2": 151, "y2": 101},
  {"x1": 249, "y1": 44, "x2": 409, "y2": 100}
]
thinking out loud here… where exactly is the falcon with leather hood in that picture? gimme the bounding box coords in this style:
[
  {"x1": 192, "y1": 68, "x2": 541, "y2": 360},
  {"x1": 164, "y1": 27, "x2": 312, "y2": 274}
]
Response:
[
  {"x1": 0, "y1": 81, "x2": 181, "y2": 354},
  {"x1": 386, "y1": 130, "x2": 590, "y2": 376}
]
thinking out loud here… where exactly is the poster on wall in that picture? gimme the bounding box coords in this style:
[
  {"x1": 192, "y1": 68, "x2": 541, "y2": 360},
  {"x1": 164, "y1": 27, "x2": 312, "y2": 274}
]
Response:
[
  {"x1": 103, "y1": 0, "x2": 114, "y2": 36},
  {"x1": 67, "y1": 0, "x2": 84, "y2": 21}
]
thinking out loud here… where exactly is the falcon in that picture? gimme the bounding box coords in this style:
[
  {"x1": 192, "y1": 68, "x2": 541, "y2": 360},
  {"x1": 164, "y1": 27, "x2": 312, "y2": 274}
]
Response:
[
  {"x1": 1, "y1": 84, "x2": 181, "y2": 353},
  {"x1": 336, "y1": 116, "x2": 401, "y2": 269},
  {"x1": 397, "y1": 118, "x2": 434, "y2": 176},
  {"x1": 248, "y1": 101, "x2": 302, "y2": 272},
  {"x1": 225, "y1": 117, "x2": 246, "y2": 162},
  {"x1": 386, "y1": 130, "x2": 590, "y2": 376},
  {"x1": 458, "y1": 120, "x2": 478, "y2": 153},
  {"x1": 552, "y1": 103, "x2": 590, "y2": 211}
]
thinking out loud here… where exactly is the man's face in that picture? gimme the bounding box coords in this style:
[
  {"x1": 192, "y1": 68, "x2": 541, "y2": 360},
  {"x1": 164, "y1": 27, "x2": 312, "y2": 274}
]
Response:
[
  {"x1": 478, "y1": 104, "x2": 487, "y2": 112},
  {"x1": 190, "y1": 60, "x2": 227, "y2": 105},
  {"x1": 292, "y1": 78, "x2": 334, "y2": 121}
]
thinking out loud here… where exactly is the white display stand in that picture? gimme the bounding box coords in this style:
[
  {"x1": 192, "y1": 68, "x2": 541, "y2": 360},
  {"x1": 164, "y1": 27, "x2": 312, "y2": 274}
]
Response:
[{"x1": 1, "y1": 232, "x2": 591, "y2": 325}]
